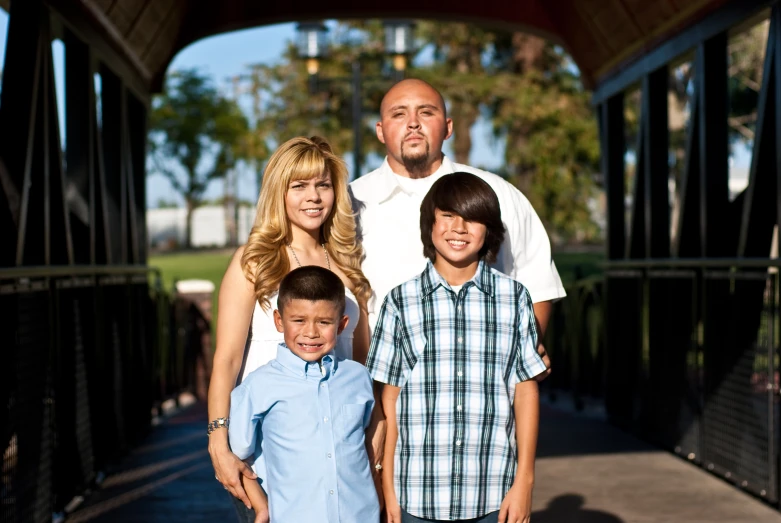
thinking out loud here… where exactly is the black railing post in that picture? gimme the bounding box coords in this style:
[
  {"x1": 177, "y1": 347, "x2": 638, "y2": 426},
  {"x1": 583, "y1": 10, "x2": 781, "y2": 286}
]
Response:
[{"x1": 352, "y1": 61, "x2": 362, "y2": 178}]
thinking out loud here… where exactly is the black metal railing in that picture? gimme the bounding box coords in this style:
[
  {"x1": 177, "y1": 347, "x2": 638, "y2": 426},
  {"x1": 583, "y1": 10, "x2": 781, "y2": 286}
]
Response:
[
  {"x1": 542, "y1": 275, "x2": 606, "y2": 411},
  {"x1": 543, "y1": 259, "x2": 780, "y2": 505},
  {"x1": 0, "y1": 265, "x2": 202, "y2": 523}
]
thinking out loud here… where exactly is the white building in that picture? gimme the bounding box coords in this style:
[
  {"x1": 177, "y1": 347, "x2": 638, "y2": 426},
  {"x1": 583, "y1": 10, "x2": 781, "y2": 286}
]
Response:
[{"x1": 147, "y1": 205, "x2": 256, "y2": 248}]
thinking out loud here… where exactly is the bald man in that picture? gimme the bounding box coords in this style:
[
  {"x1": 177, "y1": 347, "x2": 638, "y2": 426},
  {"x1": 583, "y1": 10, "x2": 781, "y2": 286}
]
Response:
[{"x1": 349, "y1": 79, "x2": 565, "y2": 369}]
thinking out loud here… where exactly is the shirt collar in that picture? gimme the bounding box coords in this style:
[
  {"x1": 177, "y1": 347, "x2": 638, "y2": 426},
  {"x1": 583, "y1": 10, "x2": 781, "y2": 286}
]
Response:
[
  {"x1": 421, "y1": 259, "x2": 494, "y2": 297},
  {"x1": 371, "y1": 155, "x2": 457, "y2": 204},
  {"x1": 275, "y1": 343, "x2": 338, "y2": 379}
]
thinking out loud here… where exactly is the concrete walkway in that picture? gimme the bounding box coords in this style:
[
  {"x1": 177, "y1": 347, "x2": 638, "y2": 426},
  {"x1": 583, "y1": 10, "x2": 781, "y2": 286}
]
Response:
[
  {"x1": 65, "y1": 402, "x2": 781, "y2": 523},
  {"x1": 532, "y1": 405, "x2": 781, "y2": 522}
]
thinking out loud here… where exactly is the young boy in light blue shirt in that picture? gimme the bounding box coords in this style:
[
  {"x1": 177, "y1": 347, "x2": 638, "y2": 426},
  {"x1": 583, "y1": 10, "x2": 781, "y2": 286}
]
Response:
[{"x1": 229, "y1": 266, "x2": 380, "y2": 522}]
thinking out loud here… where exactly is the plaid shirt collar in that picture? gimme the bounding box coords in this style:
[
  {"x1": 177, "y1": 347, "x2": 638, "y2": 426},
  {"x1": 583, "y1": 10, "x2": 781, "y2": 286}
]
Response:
[{"x1": 421, "y1": 259, "x2": 495, "y2": 298}]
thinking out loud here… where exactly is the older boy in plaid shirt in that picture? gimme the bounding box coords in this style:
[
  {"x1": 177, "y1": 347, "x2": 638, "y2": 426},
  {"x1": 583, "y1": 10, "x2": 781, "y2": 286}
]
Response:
[{"x1": 366, "y1": 172, "x2": 546, "y2": 523}]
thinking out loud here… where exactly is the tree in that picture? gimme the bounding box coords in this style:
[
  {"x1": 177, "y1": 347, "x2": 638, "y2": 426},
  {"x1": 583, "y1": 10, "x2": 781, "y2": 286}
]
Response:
[
  {"x1": 489, "y1": 39, "x2": 601, "y2": 242},
  {"x1": 413, "y1": 23, "x2": 497, "y2": 164},
  {"x1": 148, "y1": 68, "x2": 253, "y2": 248},
  {"x1": 242, "y1": 22, "x2": 390, "y2": 175},
  {"x1": 413, "y1": 25, "x2": 601, "y2": 242}
]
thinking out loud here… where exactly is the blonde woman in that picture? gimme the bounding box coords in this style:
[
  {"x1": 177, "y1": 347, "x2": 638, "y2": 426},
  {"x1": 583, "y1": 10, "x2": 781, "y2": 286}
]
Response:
[{"x1": 208, "y1": 136, "x2": 381, "y2": 522}]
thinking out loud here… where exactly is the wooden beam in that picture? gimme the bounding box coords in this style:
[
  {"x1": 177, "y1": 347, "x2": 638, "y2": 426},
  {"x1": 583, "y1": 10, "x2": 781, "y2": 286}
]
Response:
[
  {"x1": 627, "y1": 115, "x2": 646, "y2": 259},
  {"x1": 65, "y1": 29, "x2": 96, "y2": 264},
  {"x1": 697, "y1": 32, "x2": 730, "y2": 257},
  {"x1": 776, "y1": 4, "x2": 781, "y2": 255},
  {"x1": 45, "y1": 22, "x2": 74, "y2": 265},
  {"x1": 600, "y1": 94, "x2": 626, "y2": 261},
  {"x1": 93, "y1": 81, "x2": 111, "y2": 265},
  {"x1": 593, "y1": 0, "x2": 774, "y2": 104},
  {"x1": 46, "y1": 0, "x2": 150, "y2": 100},
  {"x1": 738, "y1": 7, "x2": 778, "y2": 257},
  {"x1": 673, "y1": 94, "x2": 701, "y2": 258},
  {"x1": 125, "y1": 92, "x2": 147, "y2": 263},
  {"x1": 99, "y1": 66, "x2": 126, "y2": 264},
  {"x1": 643, "y1": 66, "x2": 670, "y2": 258},
  {"x1": 0, "y1": 0, "x2": 45, "y2": 266}
]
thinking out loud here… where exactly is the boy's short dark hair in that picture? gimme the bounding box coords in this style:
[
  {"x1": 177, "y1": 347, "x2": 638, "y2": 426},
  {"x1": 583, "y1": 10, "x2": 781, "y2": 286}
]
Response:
[
  {"x1": 420, "y1": 172, "x2": 506, "y2": 263},
  {"x1": 277, "y1": 266, "x2": 346, "y2": 315}
]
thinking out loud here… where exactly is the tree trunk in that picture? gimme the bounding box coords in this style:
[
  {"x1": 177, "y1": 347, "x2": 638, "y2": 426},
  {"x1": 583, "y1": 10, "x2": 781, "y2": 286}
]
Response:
[
  {"x1": 224, "y1": 168, "x2": 238, "y2": 247},
  {"x1": 451, "y1": 100, "x2": 479, "y2": 164},
  {"x1": 185, "y1": 198, "x2": 195, "y2": 249},
  {"x1": 509, "y1": 133, "x2": 534, "y2": 195}
]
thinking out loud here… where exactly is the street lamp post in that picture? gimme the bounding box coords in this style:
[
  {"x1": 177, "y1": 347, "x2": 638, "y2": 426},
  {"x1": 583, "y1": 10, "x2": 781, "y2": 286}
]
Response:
[
  {"x1": 296, "y1": 20, "x2": 415, "y2": 178},
  {"x1": 351, "y1": 61, "x2": 363, "y2": 178}
]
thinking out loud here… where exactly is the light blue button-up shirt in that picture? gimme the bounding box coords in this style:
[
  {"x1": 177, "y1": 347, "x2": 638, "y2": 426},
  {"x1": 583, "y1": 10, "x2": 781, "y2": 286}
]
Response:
[{"x1": 229, "y1": 343, "x2": 379, "y2": 523}]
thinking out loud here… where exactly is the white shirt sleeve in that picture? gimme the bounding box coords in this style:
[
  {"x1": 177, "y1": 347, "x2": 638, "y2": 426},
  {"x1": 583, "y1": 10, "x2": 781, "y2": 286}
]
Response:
[{"x1": 493, "y1": 177, "x2": 566, "y2": 303}]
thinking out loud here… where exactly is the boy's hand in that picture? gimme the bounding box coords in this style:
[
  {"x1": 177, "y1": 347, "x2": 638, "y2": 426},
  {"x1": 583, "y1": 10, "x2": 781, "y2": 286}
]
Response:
[
  {"x1": 366, "y1": 417, "x2": 387, "y2": 467},
  {"x1": 498, "y1": 481, "x2": 533, "y2": 523},
  {"x1": 533, "y1": 342, "x2": 551, "y2": 381},
  {"x1": 253, "y1": 504, "x2": 269, "y2": 523},
  {"x1": 384, "y1": 497, "x2": 402, "y2": 523}
]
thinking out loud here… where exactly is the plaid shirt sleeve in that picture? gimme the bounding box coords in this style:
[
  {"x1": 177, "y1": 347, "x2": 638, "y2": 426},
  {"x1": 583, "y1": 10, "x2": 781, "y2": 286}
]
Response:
[
  {"x1": 509, "y1": 284, "x2": 547, "y2": 388},
  {"x1": 366, "y1": 292, "x2": 412, "y2": 387}
]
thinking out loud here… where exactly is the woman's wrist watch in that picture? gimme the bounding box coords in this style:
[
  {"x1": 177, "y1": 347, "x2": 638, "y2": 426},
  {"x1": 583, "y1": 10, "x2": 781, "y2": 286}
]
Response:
[{"x1": 207, "y1": 417, "x2": 230, "y2": 436}]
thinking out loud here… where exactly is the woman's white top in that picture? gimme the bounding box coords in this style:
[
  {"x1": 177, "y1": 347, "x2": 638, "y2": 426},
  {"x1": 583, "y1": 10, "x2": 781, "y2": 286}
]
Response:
[{"x1": 240, "y1": 288, "x2": 360, "y2": 383}]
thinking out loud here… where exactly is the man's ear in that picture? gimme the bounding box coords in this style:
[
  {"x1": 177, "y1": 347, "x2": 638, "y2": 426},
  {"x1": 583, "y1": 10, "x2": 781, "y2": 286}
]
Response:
[
  {"x1": 337, "y1": 314, "x2": 349, "y2": 335},
  {"x1": 376, "y1": 121, "x2": 386, "y2": 144},
  {"x1": 273, "y1": 309, "x2": 284, "y2": 333},
  {"x1": 444, "y1": 117, "x2": 454, "y2": 140}
]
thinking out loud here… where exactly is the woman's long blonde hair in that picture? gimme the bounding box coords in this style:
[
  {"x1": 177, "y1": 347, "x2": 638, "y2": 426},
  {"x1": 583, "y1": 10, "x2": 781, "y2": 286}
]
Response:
[{"x1": 241, "y1": 136, "x2": 370, "y2": 311}]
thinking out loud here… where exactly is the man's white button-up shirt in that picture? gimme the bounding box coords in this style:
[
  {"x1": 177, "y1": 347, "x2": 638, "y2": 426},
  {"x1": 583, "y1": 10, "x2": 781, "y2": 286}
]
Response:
[{"x1": 349, "y1": 156, "x2": 566, "y2": 330}]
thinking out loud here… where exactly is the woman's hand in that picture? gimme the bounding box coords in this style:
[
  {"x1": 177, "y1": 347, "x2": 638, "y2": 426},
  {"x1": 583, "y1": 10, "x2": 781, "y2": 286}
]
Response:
[{"x1": 208, "y1": 432, "x2": 258, "y2": 509}]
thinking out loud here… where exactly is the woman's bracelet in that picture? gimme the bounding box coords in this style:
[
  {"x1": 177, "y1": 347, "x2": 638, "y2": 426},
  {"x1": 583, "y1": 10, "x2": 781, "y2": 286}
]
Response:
[{"x1": 207, "y1": 417, "x2": 230, "y2": 436}]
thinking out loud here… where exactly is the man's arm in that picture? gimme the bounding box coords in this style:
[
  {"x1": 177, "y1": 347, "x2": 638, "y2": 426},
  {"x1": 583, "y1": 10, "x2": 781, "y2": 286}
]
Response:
[
  {"x1": 532, "y1": 301, "x2": 553, "y2": 381},
  {"x1": 498, "y1": 380, "x2": 539, "y2": 523}
]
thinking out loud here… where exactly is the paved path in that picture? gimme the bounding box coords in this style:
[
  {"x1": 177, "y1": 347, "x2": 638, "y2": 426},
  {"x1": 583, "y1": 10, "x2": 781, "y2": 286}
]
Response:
[{"x1": 65, "y1": 402, "x2": 781, "y2": 523}]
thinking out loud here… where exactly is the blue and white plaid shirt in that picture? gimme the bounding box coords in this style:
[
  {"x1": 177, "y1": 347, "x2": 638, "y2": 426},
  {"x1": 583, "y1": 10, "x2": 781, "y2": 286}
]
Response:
[{"x1": 366, "y1": 260, "x2": 546, "y2": 520}]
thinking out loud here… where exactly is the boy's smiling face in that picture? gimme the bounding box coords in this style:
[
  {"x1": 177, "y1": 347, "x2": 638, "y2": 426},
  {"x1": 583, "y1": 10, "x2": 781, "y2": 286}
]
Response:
[
  {"x1": 431, "y1": 208, "x2": 487, "y2": 269},
  {"x1": 274, "y1": 299, "x2": 349, "y2": 362}
]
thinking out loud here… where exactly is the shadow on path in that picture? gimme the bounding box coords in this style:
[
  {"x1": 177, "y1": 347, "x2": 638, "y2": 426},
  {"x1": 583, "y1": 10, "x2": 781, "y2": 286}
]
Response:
[
  {"x1": 532, "y1": 494, "x2": 624, "y2": 523},
  {"x1": 536, "y1": 404, "x2": 653, "y2": 458}
]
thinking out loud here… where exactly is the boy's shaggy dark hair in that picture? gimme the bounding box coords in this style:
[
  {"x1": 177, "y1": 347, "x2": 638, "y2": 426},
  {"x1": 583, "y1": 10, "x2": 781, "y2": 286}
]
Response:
[
  {"x1": 420, "y1": 172, "x2": 505, "y2": 263},
  {"x1": 277, "y1": 266, "x2": 345, "y2": 315}
]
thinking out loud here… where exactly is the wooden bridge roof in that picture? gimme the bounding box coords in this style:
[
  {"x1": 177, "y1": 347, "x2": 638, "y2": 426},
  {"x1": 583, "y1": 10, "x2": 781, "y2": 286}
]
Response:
[{"x1": 43, "y1": 0, "x2": 735, "y2": 92}]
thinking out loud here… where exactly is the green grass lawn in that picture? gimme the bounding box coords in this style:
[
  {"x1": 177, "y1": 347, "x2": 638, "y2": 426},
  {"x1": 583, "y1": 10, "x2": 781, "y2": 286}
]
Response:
[
  {"x1": 149, "y1": 249, "x2": 234, "y2": 292},
  {"x1": 149, "y1": 249, "x2": 234, "y2": 350},
  {"x1": 553, "y1": 249, "x2": 605, "y2": 286}
]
